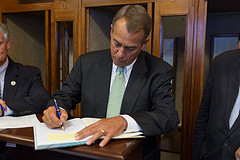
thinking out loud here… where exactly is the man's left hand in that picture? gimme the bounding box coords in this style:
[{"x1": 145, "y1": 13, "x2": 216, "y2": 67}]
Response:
[{"x1": 74, "y1": 116, "x2": 127, "y2": 147}]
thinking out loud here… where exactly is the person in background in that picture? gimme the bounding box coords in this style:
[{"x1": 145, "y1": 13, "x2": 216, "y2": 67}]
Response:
[
  {"x1": 0, "y1": 22, "x2": 50, "y2": 116},
  {"x1": 0, "y1": 22, "x2": 50, "y2": 160},
  {"x1": 42, "y1": 5, "x2": 179, "y2": 160},
  {"x1": 193, "y1": 49, "x2": 240, "y2": 160}
]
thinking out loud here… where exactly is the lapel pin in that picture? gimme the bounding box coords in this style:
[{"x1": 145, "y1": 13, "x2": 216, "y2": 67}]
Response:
[{"x1": 11, "y1": 81, "x2": 16, "y2": 86}]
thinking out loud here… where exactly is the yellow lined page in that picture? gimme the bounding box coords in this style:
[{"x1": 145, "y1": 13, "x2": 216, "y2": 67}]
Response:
[{"x1": 48, "y1": 132, "x2": 77, "y2": 141}]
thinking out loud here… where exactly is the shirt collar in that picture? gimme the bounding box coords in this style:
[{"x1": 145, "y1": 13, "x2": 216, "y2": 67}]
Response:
[
  {"x1": 112, "y1": 58, "x2": 137, "y2": 75},
  {"x1": 0, "y1": 57, "x2": 9, "y2": 81}
]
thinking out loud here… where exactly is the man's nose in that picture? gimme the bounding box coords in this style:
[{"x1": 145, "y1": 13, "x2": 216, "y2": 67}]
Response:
[{"x1": 117, "y1": 47, "x2": 125, "y2": 59}]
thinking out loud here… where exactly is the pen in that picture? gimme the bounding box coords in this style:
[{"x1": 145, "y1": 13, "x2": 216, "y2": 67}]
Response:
[
  {"x1": 1, "y1": 104, "x2": 5, "y2": 112},
  {"x1": 53, "y1": 99, "x2": 65, "y2": 131}
]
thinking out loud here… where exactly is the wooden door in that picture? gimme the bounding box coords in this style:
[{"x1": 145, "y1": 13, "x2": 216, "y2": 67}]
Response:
[{"x1": 154, "y1": 1, "x2": 207, "y2": 160}]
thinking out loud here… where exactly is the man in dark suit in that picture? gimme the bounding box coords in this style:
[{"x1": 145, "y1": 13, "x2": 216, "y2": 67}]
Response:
[
  {"x1": 0, "y1": 22, "x2": 50, "y2": 159},
  {"x1": 43, "y1": 5, "x2": 179, "y2": 160},
  {"x1": 0, "y1": 22, "x2": 50, "y2": 116},
  {"x1": 193, "y1": 49, "x2": 240, "y2": 160}
]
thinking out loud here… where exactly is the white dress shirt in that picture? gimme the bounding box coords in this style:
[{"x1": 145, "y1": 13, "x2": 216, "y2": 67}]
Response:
[{"x1": 229, "y1": 86, "x2": 240, "y2": 128}]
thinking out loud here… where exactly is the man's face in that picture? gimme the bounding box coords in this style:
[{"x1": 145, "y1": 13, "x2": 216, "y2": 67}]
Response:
[
  {"x1": 110, "y1": 18, "x2": 148, "y2": 67},
  {"x1": 0, "y1": 32, "x2": 10, "y2": 66}
]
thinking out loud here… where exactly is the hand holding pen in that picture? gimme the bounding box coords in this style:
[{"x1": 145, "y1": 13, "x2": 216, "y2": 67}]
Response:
[
  {"x1": 1, "y1": 105, "x2": 5, "y2": 111},
  {"x1": 0, "y1": 105, "x2": 5, "y2": 116},
  {"x1": 42, "y1": 101, "x2": 68, "y2": 129},
  {"x1": 0, "y1": 99, "x2": 7, "y2": 116},
  {"x1": 53, "y1": 99, "x2": 65, "y2": 131}
]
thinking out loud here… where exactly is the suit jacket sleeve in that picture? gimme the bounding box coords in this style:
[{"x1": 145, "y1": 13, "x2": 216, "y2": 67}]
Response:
[
  {"x1": 5, "y1": 66, "x2": 50, "y2": 116},
  {"x1": 129, "y1": 64, "x2": 179, "y2": 136}
]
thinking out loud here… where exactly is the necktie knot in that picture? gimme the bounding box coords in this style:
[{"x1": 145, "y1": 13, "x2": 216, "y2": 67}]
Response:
[
  {"x1": 117, "y1": 67, "x2": 125, "y2": 80},
  {"x1": 118, "y1": 67, "x2": 124, "y2": 74}
]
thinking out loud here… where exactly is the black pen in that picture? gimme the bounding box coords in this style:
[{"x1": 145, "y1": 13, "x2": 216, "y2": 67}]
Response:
[{"x1": 53, "y1": 99, "x2": 65, "y2": 131}]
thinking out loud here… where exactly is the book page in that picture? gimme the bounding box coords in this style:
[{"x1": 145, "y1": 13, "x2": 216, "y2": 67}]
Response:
[{"x1": 0, "y1": 114, "x2": 40, "y2": 128}]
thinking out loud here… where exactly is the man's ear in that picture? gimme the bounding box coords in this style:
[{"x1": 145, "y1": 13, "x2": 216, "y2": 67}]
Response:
[
  {"x1": 110, "y1": 24, "x2": 113, "y2": 37},
  {"x1": 7, "y1": 40, "x2": 11, "y2": 50},
  {"x1": 141, "y1": 38, "x2": 149, "y2": 50}
]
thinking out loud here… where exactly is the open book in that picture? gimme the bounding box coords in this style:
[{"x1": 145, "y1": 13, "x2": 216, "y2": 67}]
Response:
[
  {"x1": 34, "y1": 118, "x2": 90, "y2": 150},
  {"x1": 34, "y1": 117, "x2": 144, "y2": 150}
]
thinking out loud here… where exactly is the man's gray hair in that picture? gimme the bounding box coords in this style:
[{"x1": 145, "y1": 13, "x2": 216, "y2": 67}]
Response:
[
  {"x1": 112, "y1": 5, "x2": 152, "y2": 44},
  {"x1": 0, "y1": 22, "x2": 10, "y2": 42}
]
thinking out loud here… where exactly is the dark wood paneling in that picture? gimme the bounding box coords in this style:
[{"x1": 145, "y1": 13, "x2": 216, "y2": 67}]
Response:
[{"x1": 208, "y1": 0, "x2": 240, "y2": 12}]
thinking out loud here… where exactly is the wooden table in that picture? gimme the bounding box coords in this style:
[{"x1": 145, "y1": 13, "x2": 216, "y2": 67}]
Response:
[{"x1": 0, "y1": 115, "x2": 143, "y2": 160}]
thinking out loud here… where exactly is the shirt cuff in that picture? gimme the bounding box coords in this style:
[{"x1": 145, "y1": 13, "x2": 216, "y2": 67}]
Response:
[
  {"x1": 120, "y1": 114, "x2": 142, "y2": 132},
  {"x1": 4, "y1": 106, "x2": 13, "y2": 116}
]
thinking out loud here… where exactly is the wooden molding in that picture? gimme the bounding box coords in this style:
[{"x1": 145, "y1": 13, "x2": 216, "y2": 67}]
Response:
[{"x1": 18, "y1": 0, "x2": 53, "y2": 5}]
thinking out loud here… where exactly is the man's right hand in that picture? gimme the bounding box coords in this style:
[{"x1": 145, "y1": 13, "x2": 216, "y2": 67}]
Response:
[
  {"x1": 0, "y1": 99, "x2": 7, "y2": 116},
  {"x1": 42, "y1": 106, "x2": 68, "y2": 128}
]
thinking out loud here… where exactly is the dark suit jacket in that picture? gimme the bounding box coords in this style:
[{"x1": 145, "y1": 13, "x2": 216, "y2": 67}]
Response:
[
  {"x1": 193, "y1": 49, "x2": 240, "y2": 160},
  {"x1": 3, "y1": 56, "x2": 50, "y2": 116},
  {"x1": 47, "y1": 49, "x2": 179, "y2": 159}
]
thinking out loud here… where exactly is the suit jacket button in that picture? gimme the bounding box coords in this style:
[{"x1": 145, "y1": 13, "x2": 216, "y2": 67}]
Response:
[{"x1": 224, "y1": 141, "x2": 228, "y2": 146}]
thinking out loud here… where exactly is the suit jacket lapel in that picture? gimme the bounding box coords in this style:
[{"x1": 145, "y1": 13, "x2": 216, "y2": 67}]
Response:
[
  {"x1": 121, "y1": 52, "x2": 147, "y2": 114},
  {"x1": 94, "y1": 51, "x2": 112, "y2": 117},
  {"x1": 226, "y1": 57, "x2": 240, "y2": 134},
  {"x1": 3, "y1": 57, "x2": 19, "y2": 101}
]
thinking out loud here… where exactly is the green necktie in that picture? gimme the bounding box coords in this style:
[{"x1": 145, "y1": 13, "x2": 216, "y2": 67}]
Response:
[{"x1": 106, "y1": 67, "x2": 126, "y2": 118}]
